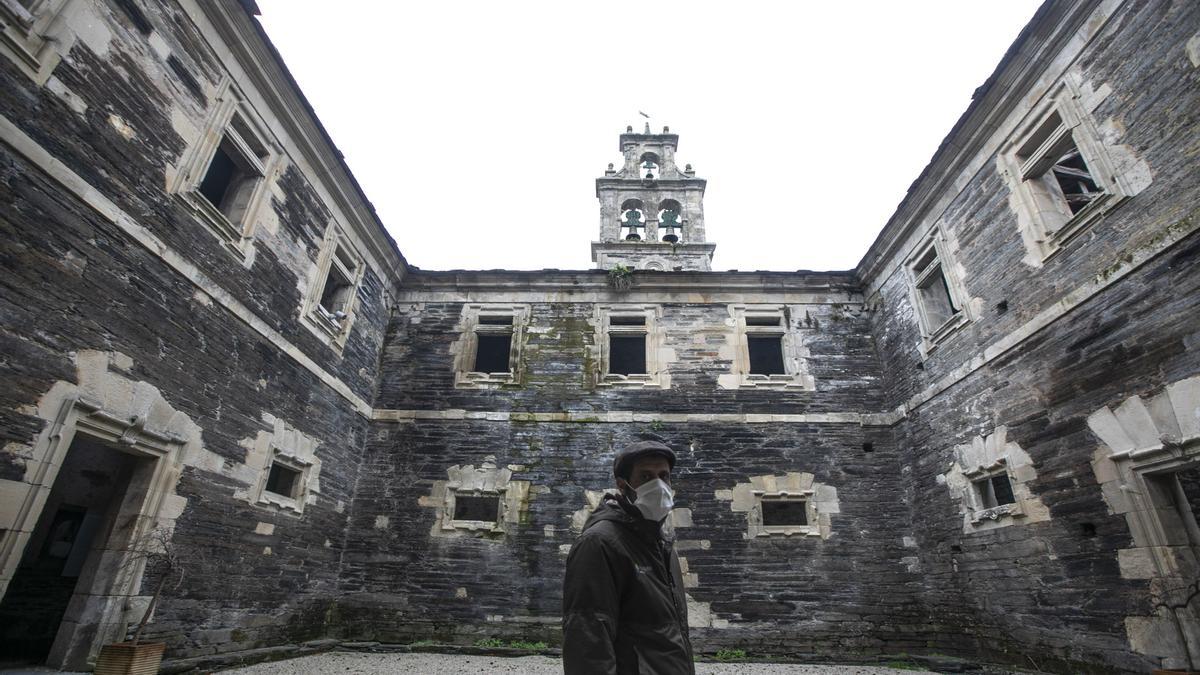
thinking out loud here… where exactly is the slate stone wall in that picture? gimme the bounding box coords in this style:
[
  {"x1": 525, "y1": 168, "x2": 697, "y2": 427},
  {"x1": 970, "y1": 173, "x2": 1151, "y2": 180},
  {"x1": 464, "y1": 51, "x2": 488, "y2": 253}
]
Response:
[{"x1": 0, "y1": 0, "x2": 393, "y2": 664}]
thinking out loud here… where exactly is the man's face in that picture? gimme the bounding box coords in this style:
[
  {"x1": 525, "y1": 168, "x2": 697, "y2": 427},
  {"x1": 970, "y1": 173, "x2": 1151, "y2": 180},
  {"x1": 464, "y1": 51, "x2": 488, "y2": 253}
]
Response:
[{"x1": 622, "y1": 455, "x2": 672, "y2": 494}]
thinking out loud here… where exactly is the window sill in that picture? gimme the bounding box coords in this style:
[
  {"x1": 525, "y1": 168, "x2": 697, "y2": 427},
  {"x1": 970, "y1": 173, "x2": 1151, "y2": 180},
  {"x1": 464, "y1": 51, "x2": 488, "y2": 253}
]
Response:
[
  {"x1": 455, "y1": 371, "x2": 520, "y2": 389},
  {"x1": 1037, "y1": 192, "x2": 1129, "y2": 263},
  {"x1": 730, "y1": 373, "x2": 814, "y2": 390},
  {"x1": 256, "y1": 492, "x2": 305, "y2": 515},
  {"x1": 919, "y1": 310, "x2": 968, "y2": 358},
  {"x1": 180, "y1": 192, "x2": 250, "y2": 260},
  {"x1": 968, "y1": 503, "x2": 1023, "y2": 525},
  {"x1": 596, "y1": 373, "x2": 664, "y2": 389},
  {"x1": 300, "y1": 309, "x2": 351, "y2": 354},
  {"x1": 443, "y1": 519, "x2": 504, "y2": 533},
  {"x1": 752, "y1": 526, "x2": 821, "y2": 538}
]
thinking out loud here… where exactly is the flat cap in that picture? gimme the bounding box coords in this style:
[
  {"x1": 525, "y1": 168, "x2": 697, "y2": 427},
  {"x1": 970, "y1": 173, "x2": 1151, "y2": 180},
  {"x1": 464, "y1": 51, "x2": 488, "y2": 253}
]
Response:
[{"x1": 613, "y1": 440, "x2": 677, "y2": 479}]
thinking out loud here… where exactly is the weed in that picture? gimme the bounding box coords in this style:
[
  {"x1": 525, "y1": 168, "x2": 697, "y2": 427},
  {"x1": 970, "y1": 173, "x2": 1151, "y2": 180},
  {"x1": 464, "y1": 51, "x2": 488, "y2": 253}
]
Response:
[
  {"x1": 473, "y1": 637, "x2": 505, "y2": 648},
  {"x1": 713, "y1": 648, "x2": 747, "y2": 661}
]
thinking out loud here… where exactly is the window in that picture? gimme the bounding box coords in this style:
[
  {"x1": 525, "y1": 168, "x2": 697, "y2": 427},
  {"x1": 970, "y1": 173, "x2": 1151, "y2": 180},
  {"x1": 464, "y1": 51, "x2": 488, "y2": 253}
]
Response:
[
  {"x1": 999, "y1": 77, "x2": 1148, "y2": 263},
  {"x1": 761, "y1": 499, "x2": 808, "y2": 527},
  {"x1": 721, "y1": 305, "x2": 813, "y2": 390},
  {"x1": 171, "y1": 82, "x2": 280, "y2": 258},
  {"x1": 905, "y1": 230, "x2": 969, "y2": 354},
  {"x1": 973, "y1": 474, "x2": 1016, "y2": 509},
  {"x1": 595, "y1": 305, "x2": 668, "y2": 388},
  {"x1": 265, "y1": 462, "x2": 301, "y2": 499},
  {"x1": 451, "y1": 494, "x2": 500, "y2": 524},
  {"x1": 453, "y1": 304, "x2": 530, "y2": 388},
  {"x1": 302, "y1": 224, "x2": 365, "y2": 349}
]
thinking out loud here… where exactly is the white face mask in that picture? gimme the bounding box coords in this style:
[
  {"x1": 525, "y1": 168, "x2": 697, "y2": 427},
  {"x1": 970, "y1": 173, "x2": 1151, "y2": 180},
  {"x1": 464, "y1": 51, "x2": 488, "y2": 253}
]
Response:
[{"x1": 631, "y1": 478, "x2": 674, "y2": 522}]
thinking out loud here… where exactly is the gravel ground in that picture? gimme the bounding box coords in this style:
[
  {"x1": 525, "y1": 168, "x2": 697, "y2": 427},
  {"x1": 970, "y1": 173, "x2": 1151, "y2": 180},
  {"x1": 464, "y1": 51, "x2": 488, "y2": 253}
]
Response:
[{"x1": 221, "y1": 651, "x2": 936, "y2": 674}]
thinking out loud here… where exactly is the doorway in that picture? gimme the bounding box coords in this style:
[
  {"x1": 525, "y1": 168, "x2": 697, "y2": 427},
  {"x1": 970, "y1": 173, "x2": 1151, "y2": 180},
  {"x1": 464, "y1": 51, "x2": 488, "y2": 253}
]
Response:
[{"x1": 0, "y1": 435, "x2": 143, "y2": 667}]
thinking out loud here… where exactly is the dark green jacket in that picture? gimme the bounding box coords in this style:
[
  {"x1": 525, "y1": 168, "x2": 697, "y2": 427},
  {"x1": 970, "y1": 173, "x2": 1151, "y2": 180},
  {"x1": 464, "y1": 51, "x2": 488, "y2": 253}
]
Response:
[{"x1": 562, "y1": 495, "x2": 694, "y2": 675}]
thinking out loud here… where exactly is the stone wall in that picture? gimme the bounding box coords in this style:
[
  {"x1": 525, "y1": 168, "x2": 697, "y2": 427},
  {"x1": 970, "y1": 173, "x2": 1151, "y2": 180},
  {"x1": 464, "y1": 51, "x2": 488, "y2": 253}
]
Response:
[
  {"x1": 0, "y1": 0, "x2": 398, "y2": 668},
  {"x1": 859, "y1": 0, "x2": 1200, "y2": 671}
]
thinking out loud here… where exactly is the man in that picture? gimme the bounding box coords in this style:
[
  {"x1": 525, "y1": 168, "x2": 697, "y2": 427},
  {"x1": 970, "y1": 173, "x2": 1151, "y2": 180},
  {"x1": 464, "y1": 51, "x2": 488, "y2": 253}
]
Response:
[{"x1": 562, "y1": 439, "x2": 694, "y2": 674}]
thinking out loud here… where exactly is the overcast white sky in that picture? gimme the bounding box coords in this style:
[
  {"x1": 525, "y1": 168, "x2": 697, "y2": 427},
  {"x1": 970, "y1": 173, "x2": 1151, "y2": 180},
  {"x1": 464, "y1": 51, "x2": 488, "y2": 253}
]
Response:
[{"x1": 257, "y1": 1, "x2": 1042, "y2": 272}]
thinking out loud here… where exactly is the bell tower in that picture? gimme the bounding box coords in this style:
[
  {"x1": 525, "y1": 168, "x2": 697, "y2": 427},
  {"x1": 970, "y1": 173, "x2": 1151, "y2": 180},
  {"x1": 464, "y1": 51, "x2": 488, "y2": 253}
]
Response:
[{"x1": 592, "y1": 124, "x2": 715, "y2": 271}]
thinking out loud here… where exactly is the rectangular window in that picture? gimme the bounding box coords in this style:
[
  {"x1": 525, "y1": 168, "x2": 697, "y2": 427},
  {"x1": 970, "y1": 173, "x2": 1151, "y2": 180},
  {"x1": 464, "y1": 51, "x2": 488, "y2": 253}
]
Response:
[
  {"x1": 303, "y1": 225, "x2": 364, "y2": 349},
  {"x1": 747, "y1": 336, "x2": 785, "y2": 375},
  {"x1": 265, "y1": 462, "x2": 301, "y2": 499},
  {"x1": 761, "y1": 499, "x2": 808, "y2": 527},
  {"x1": 906, "y1": 232, "x2": 968, "y2": 353},
  {"x1": 454, "y1": 305, "x2": 529, "y2": 388},
  {"x1": 473, "y1": 334, "x2": 513, "y2": 374},
  {"x1": 453, "y1": 495, "x2": 500, "y2": 523},
  {"x1": 609, "y1": 335, "x2": 647, "y2": 375},
  {"x1": 1015, "y1": 111, "x2": 1104, "y2": 221}
]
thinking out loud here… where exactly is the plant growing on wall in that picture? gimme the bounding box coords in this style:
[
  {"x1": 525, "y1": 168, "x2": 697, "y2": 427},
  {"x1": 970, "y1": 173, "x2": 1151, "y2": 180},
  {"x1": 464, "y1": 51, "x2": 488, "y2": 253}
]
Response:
[{"x1": 608, "y1": 264, "x2": 634, "y2": 292}]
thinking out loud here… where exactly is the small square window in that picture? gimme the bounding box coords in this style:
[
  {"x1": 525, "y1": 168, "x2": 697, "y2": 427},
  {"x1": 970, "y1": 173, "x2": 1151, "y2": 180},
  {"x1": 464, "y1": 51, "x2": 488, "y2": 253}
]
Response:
[
  {"x1": 265, "y1": 462, "x2": 301, "y2": 499},
  {"x1": 747, "y1": 336, "x2": 785, "y2": 375},
  {"x1": 609, "y1": 335, "x2": 647, "y2": 375},
  {"x1": 453, "y1": 495, "x2": 500, "y2": 523},
  {"x1": 474, "y1": 334, "x2": 513, "y2": 374},
  {"x1": 761, "y1": 500, "x2": 808, "y2": 527},
  {"x1": 974, "y1": 474, "x2": 1016, "y2": 509}
]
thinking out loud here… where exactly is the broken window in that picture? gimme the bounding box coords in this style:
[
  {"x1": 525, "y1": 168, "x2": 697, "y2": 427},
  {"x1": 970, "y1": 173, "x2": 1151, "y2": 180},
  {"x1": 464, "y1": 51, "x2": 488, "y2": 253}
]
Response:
[
  {"x1": 474, "y1": 334, "x2": 513, "y2": 374},
  {"x1": 761, "y1": 499, "x2": 808, "y2": 527},
  {"x1": 974, "y1": 474, "x2": 1016, "y2": 509},
  {"x1": 265, "y1": 462, "x2": 301, "y2": 499},
  {"x1": 999, "y1": 79, "x2": 1146, "y2": 261},
  {"x1": 452, "y1": 495, "x2": 500, "y2": 523}
]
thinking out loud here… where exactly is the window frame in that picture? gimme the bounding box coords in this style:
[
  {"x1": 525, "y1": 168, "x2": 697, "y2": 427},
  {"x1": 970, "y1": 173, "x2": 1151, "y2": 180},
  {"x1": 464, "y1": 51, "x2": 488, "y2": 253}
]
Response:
[
  {"x1": 722, "y1": 304, "x2": 813, "y2": 390},
  {"x1": 904, "y1": 230, "x2": 970, "y2": 356},
  {"x1": 170, "y1": 81, "x2": 281, "y2": 260},
  {"x1": 962, "y1": 459, "x2": 1025, "y2": 526},
  {"x1": 750, "y1": 489, "x2": 819, "y2": 538},
  {"x1": 254, "y1": 451, "x2": 312, "y2": 515},
  {"x1": 0, "y1": 0, "x2": 73, "y2": 84},
  {"x1": 999, "y1": 78, "x2": 1139, "y2": 263},
  {"x1": 452, "y1": 304, "x2": 530, "y2": 388},
  {"x1": 594, "y1": 304, "x2": 667, "y2": 389},
  {"x1": 301, "y1": 223, "x2": 365, "y2": 350},
  {"x1": 443, "y1": 488, "x2": 505, "y2": 533}
]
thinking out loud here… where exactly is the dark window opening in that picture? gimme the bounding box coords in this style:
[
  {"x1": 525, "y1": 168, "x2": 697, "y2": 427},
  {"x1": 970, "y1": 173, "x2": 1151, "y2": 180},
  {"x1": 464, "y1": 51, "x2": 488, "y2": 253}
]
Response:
[
  {"x1": 454, "y1": 495, "x2": 499, "y2": 522},
  {"x1": 198, "y1": 144, "x2": 240, "y2": 209},
  {"x1": 761, "y1": 500, "x2": 807, "y2": 527},
  {"x1": 976, "y1": 474, "x2": 1016, "y2": 509},
  {"x1": 474, "y1": 334, "x2": 512, "y2": 373},
  {"x1": 111, "y1": 0, "x2": 153, "y2": 34},
  {"x1": 265, "y1": 463, "x2": 300, "y2": 499},
  {"x1": 862, "y1": 442, "x2": 875, "y2": 453},
  {"x1": 1081, "y1": 522, "x2": 1097, "y2": 537},
  {"x1": 610, "y1": 315, "x2": 646, "y2": 326},
  {"x1": 1050, "y1": 145, "x2": 1103, "y2": 215},
  {"x1": 609, "y1": 335, "x2": 646, "y2": 375},
  {"x1": 747, "y1": 336, "x2": 785, "y2": 375},
  {"x1": 318, "y1": 264, "x2": 353, "y2": 315},
  {"x1": 745, "y1": 316, "x2": 782, "y2": 327},
  {"x1": 478, "y1": 315, "x2": 513, "y2": 326}
]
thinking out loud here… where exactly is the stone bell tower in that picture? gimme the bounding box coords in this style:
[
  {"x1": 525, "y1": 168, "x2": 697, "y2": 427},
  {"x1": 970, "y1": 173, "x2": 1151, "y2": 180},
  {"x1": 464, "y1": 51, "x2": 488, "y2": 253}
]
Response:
[{"x1": 592, "y1": 124, "x2": 715, "y2": 271}]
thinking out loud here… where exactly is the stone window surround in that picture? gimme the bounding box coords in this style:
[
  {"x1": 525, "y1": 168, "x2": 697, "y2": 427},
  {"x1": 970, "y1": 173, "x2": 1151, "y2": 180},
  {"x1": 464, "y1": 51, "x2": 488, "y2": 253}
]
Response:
[
  {"x1": 998, "y1": 76, "x2": 1137, "y2": 263},
  {"x1": 594, "y1": 304, "x2": 668, "y2": 389},
  {"x1": 451, "y1": 303, "x2": 530, "y2": 388},
  {"x1": 940, "y1": 427, "x2": 1049, "y2": 534},
  {"x1": 1086, "y1": 376, "x2": 1200, "y2": 671},
  {"x1": 720, "y1": 304, "x2": 814, "y2": 390},
  {"x1": 300, "y1": 222, "x2": 365, "y2": 351},
  {"x1": 718, "y1": 472, "x2": 838, "y2": 540},
  {"x1": 253, "y1": 449, "x2": 313, "y2": 515},
  {"x1": 904, "y1": 229, "x2": 970, "y2": 356},
  {"x1": 443, "y1": 487, "x2": 506, "y2": 533},
  {"x1": 0, "y1": 0, "x2": 74, "y2": 84},
  {"x1": 425, "y1": 456, "x2": 532, "y2": 538},
  {"x1": 169, "y1": 79, "x2": 282, "y2": 262}
]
